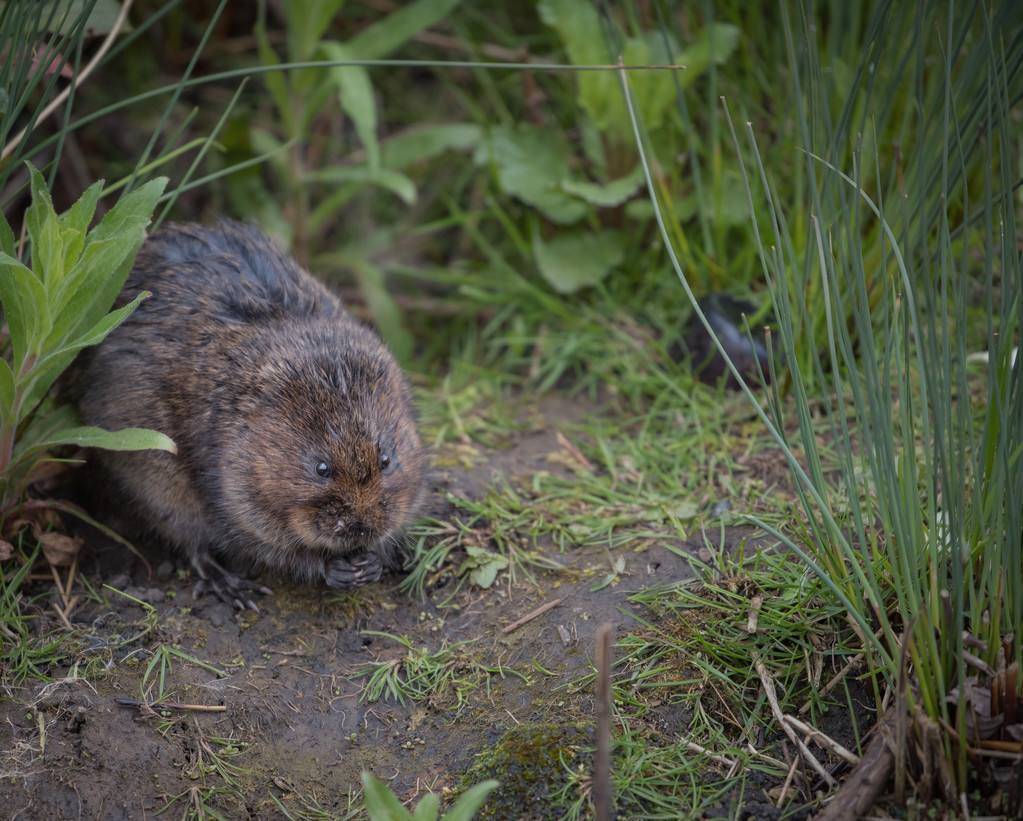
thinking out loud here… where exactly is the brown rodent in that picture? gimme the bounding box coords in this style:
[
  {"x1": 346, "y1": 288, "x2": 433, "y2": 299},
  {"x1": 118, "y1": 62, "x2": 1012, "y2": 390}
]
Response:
[{"x1": 71, "y1": 221, "x2": 426, "y2": 608}]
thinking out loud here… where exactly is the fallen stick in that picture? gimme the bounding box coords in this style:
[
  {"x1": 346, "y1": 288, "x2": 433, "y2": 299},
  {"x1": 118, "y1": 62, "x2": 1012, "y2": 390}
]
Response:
[
  {"x1": 784, "y1": 714, "x2": 860, "y2": 765},
  {"x1": 754, "y1": 656, "x2": 837, "y2": 788},
  {"x1": 116, "y1": 697, "x2": 226, "y2": 713},
  {"x1": 814, "y1": 709, "x2": 896, "y2": 821},
  {"x1": 501, "y1": 597, "x2": 563, "y2": 635}
]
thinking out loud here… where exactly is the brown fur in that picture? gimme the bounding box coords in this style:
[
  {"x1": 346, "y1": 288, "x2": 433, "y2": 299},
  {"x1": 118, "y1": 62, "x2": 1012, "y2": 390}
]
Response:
[{"x1": 70, "y1": 221, "x2": 426, "y2": 593}]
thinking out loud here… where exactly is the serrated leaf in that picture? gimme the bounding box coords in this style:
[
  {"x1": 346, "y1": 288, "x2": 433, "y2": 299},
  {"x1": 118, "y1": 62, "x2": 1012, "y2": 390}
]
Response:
[
  {"x1": 381, "y1": 123, "x2": 481, "y2": 168},
  {"x1": 56, "y1": 176, "x2": 166, "y2": 341},
  {"x1": 361, "y1": 772, "x2": 414, "y2": 821},
  {"x1": 322, "y1": 42, "x2": 380, "y2": 169},
  {"x1": 532, "y1": 230, "x2": 626, "y2": 294},
  {"x1": 476, "y1": 126, "x2": 587, "y2": 224},
  {"x1": 346, "y1": 0, "x2": 463, "y2": 60},
  {"x1": 561, "y1": 166, "x2": 644, "y2": 208},
  {"x1": 443, "y1": 780, "x2": 500, "y2": 821}
]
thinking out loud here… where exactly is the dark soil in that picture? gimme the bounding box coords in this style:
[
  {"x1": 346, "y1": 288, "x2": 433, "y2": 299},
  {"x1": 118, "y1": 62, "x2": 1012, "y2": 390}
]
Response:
[{"x1": 0, "y1": 397, "x2": 709, "y2": 819}]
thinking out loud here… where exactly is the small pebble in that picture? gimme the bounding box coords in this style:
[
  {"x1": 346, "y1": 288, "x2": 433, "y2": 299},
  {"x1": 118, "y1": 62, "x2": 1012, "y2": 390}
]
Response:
[
  {"x1": 145, "y1": 588, "x2": 165, "y2": 604},
  {"x1": 107, "y1": 573, "x2": 131, "y2": 590},
  {"x1": 156, "y1": 561, "x2": 175, "y2": 579}
]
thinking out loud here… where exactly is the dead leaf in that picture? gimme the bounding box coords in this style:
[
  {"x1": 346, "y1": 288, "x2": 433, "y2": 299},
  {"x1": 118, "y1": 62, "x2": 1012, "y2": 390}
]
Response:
[
  {"x1": 0, "y1": 539, "x2": 12, "y2": 561},
  {"x1": 34, "y1": 529, "x2": 82, "y2": 567}
]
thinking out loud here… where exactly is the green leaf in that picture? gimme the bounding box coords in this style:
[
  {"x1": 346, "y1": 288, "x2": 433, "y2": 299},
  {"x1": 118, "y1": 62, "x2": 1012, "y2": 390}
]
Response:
[
  {"x1": 345, "y1": 0, "x2": 463, "y2": 60},
  {"x1": 346, "y1": 258, "x2": 413, "y2": 364},
  {"x1": 285, "y1": 0, "x2": 346, "y2": 61},
  {"x1": 60, "y1": 180, "x2": 104, "y2": 236},
  {"x1": 677, "y1": 23, "x2": 740, "y2": 82},
  {"x1": 15, "y1": 425, "x2": 177, "y2": 460},
  {"x1": 475, "y1": 126, "x2": 587, "y2": 224},
  {"x1": 306, "y1": 165, "x2": 416, "y2": 204},
  {"x1": 0, "y1": 252, "x2": 48, "y2": 368},
  {"x1": 532, "y1": 230, "x2": 626, "y2": 294},
  {"x1": 443, "y1": 781, "x2": 500, "y2": 821},
  {"x1": 0, "y1": 357, "x2": 15, "y2": 423},
  {"x1": 538, "y1": 0, "x2": 616, "y2": 130},
  {"x1": 361, "y1": 772, "x2": 414, "y2": 821},
  {"x1": 322, "y1": 42, "x2": 380, "y2": 169},
  {"x1": 54, "y1": 177, "x2": 166, "y2": 342},
  {"x1": 381, "y1": 124, "x2": 481, "y2": 168},
  {"x1": 411, "y1": 792, "x2": 440, "y2": 821},
  {"x1": 561, "y1": 166, "x2": 644, "y2": 208},
  {"x1": 0, "y1": 207, "x2": 15, "y2": 258},
  {"x1": 29, "y1": 292, "x2": 149, "y2": 414},
  {"x1": 255, "y1": 12, "x2": 293, "y2": 134}
]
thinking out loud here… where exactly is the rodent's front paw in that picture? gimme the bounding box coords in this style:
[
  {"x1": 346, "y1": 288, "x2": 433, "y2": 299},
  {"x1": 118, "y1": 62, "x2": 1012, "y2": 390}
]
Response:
[
  {"x1": 324, "y1": 552, "x2": 383, "y2": 589},
  {"x1": 191, "y1": 552, "x2": 273, "y2": 612}
]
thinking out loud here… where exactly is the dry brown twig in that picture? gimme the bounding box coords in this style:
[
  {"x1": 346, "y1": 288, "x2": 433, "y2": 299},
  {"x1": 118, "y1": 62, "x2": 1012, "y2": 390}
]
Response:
[
  {"x1": 501, "y1": 597, "x2": 563, "y2": 635},
  {"x1": 753, "y1": 654, "x2": 837, "y2": 788},
  {"x1": 593, "y1": 623, "x2": 614, "y2": 821}
]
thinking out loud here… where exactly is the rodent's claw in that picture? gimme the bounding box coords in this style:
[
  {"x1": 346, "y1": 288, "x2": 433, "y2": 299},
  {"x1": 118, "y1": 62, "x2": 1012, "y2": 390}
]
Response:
[
  {"x1": 191, "y1": 553, "x2": 272, "y2": 612},
  {"x1": 324, "y1": 551, "x2": 384, "y2": 589}
]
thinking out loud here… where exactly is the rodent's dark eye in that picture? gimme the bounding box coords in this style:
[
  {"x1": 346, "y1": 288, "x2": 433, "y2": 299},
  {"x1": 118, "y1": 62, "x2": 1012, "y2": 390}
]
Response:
[
  {"x1": 315, "y1": 461, "x2": 331, "y2": 478},
  {"x1": 379, "y1": 452, "x2": 394, "y2": 474}
]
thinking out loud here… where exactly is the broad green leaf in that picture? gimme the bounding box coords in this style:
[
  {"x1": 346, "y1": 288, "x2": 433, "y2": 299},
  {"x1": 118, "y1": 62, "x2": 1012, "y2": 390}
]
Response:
[
  {"x1": 56, "y1": 177, "x2": 166, "y2": 341},
  {"x1": 24, "y1": 165, "x2": 58, "y2": 283},
  {"x1": 625, "y1": 32, "x2": 678, "y2": 133},
  {"x1": 0, "y1": 357, "x2": 14, "y2": 423},
  {"x1": 443, "y1": 781, "x2": 500, "y2": 821},
  {"x1": 346, "y1": 0, "x2": 463, "y2": 60},
  {"x1": 538, "y1": 0, "x2": 617, "y2": 130},
  {"x1": 322, "y1": 42, "x2": 380, "y2": 169},
  {"x1": 561, "y1": 166, "x2": 644, "y2": 208},
  {"x1": 15, "y1": 425, "x2": 177, "y2": 461},
  {"x1": 306, "y1": 165, "x2": 416, "y2": 204},
  {"x1": 0, "y1": 207, "x2": 15, "y2": 257},
  {"x1": 30, "y1": 292, "x2": 149, "y2": 413},
  {"x1": 532, "y1": 229, "x2": 626, "y2": 294},
  {"x1": 410, "y1": 793, "x2": 439, "y2": 821},
  {"x1": 361, "y1": 773, "x2": 414, "y2": 821},
  {"x1": 677, "y1": 23, "x2": 740, "y2": 83},
  {"x1": 0, "y1": 252, "x2": 48, "y2": 368},
  {"x1": 381, "y1": 123, "x2": 481, "y2": 169},
  {"x1": 475, "y1": 126, "x2": 587, "y2": 224}
]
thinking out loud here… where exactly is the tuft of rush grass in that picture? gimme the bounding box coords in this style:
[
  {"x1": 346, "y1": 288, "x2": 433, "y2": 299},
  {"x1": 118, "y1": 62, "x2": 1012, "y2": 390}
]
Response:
[
  {"x1": 354, "y1": 630, "x2": 525, "y2": 710},
  {"x1": 619, "y1": 0, "x2": 1023, "y2": 810},
  {"x1": 552, "y1": 544, "x2": 865, "y2": 817}
]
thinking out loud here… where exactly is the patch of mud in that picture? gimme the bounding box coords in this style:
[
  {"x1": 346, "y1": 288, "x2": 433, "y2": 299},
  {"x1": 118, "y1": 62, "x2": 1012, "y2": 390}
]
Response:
[{"x1": 1, "y1": 395, "x2": 714, "y2": 819}]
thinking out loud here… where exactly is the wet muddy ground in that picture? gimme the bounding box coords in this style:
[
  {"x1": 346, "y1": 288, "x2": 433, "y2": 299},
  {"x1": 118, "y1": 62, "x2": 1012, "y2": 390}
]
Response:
[
  {"x1": 1, "y1": 396, "x2": 733, "y2": 820},
  {"x1": 0, "y1": 394, "x2": 834, "y2": 817}
]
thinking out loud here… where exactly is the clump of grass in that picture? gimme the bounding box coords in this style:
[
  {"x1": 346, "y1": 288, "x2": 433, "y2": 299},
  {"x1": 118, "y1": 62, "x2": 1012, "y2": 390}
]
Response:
[
  {"x1": 620, "y1": 0, "x2": 1023, "y2": 811},
  {"x1": 355, "y1": 630, "x2": 523, "y2": 710}
]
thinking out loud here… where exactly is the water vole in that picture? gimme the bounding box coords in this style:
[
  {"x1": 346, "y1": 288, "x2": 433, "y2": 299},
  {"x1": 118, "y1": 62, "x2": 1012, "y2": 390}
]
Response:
[{"x1": 72, "y1": 221, "x2": 426, "y2": 608}]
